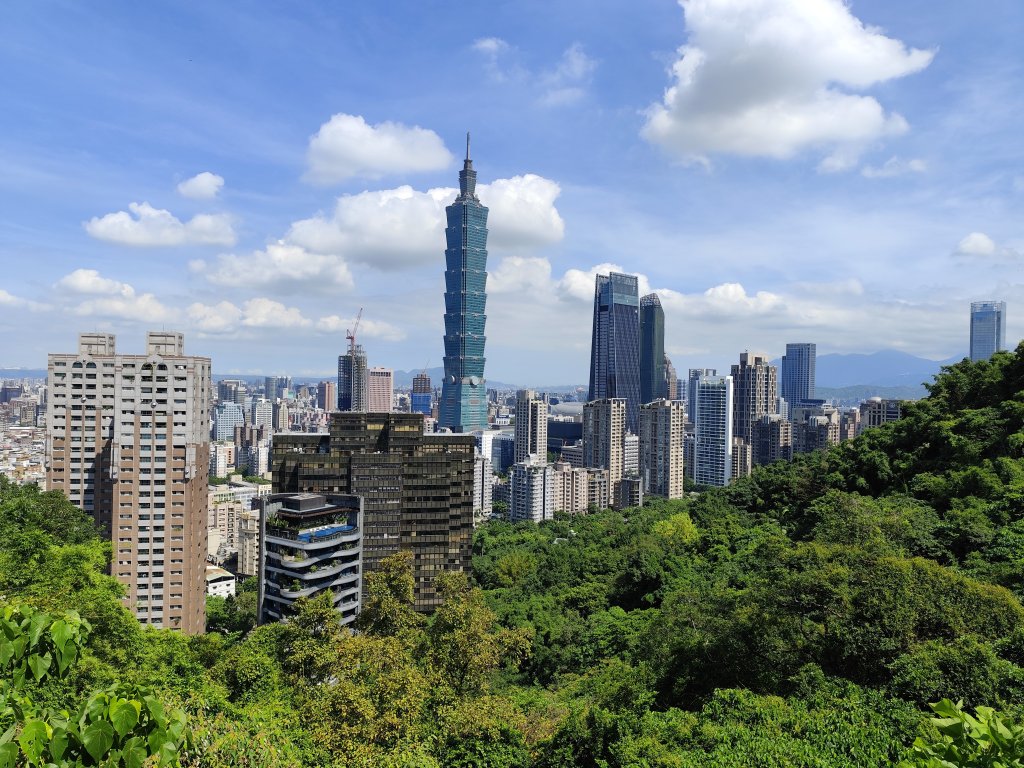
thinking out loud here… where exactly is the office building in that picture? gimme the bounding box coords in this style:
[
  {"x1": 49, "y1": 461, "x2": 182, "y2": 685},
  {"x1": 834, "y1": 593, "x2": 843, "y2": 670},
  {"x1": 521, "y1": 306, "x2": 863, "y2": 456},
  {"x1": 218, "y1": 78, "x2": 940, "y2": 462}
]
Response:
[
  {"x1": 692, "y1": 374, "x2": 733, "y2": 487},
  {"x1": 780, "y1": 343, "x2": 816, "y2": 408},
  {"x1": 490, "y1": 432, "x2": 516, "y2": 474},
  {"x1": 514, "y1": 389, "x2": 548, "y2": 464},
  {"x1": 261, "y1": 493, "x2": 362, "y2": 626},
  {"x1": 46, "y1": 331, "x2": 210, "y2": 634},
  {"x1": 640, "y1": 293, "x2": 665, "y2": 405},
  {"x1": 367, "y1": 367, "x2": 394, "y2": 412},
  {"x1": 439, "y1": 136, "x2": 489, "y2": 432},
  {"x1": 213, "y1": 402, "x2": 245, "y2": 442},
  {"x1": 411, "y1": 373, "x2": 432, "y2": 416},
  {"x1": 859, "y1": 398, "x2": 902, "y2": 433},
  {"x1": 217, "y1": 379, "x2": 245, "y2": 404},
  {"x1": 731, "y1": 352, "x2": 778, "y2": 444},
  {"x1": 588, "y1": 273, "x2": 642, "y2": 432},
  {"x1": 639, "y1": 399, "x2": 685, "y2": 499},
  {"x1": 509, "y1": 455, "x2": 554, "y2": 523},
  {"x1": 970, "y1": 301, "x2": 1006, "y2": 361},
  {"x1": 337, "y1": 345, "x2": 368, "y2": 412},
  {"x1": 271, "y1": 412, "x2": 475, "y2": 611}
]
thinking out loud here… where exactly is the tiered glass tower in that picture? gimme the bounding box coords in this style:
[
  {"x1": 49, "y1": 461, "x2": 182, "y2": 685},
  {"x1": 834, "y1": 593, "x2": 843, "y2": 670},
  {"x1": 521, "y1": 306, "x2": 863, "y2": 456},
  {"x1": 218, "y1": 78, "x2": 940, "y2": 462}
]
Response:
[{"x1": 440, "y1": 134, "x2": 489, "y2": 432}]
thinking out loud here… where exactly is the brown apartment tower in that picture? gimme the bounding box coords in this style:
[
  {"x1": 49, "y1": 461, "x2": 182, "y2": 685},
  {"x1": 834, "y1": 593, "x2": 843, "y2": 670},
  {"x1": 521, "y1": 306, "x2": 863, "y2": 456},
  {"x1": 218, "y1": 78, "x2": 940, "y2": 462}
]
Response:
[
  {"x1": 46, "y1": 332, "x2": 210, "y2": 634},
  {"x1": 272, "y1": 411, "x2": 475, "y2": 611}
]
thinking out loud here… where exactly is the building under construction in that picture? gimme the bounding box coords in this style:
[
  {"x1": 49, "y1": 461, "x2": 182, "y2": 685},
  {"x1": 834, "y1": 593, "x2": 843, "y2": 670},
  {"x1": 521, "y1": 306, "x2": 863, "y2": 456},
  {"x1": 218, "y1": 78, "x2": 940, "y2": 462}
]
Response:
[{"x1": 271, "y1": 411, "x2": 475, "y2": 611}]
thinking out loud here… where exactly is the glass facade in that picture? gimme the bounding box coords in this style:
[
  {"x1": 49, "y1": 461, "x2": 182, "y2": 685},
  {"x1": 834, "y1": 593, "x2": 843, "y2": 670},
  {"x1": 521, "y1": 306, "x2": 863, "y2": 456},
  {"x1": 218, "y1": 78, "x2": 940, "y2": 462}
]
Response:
[
  {"x1": 640, "y1": 293, "x2": 665, "y2": 406},
  {"x1": 588, "y1": 272, "x2": 641, "y2": 432},
  {"x1": 970, "y1": 301, "x2": 1006, "y2": 361},
  {"x1": 439, "y1": 139, "x2": 489, "y2": 432},
  {"x1": 780, "y1": 342, "x2": 816, "y2": 408}
]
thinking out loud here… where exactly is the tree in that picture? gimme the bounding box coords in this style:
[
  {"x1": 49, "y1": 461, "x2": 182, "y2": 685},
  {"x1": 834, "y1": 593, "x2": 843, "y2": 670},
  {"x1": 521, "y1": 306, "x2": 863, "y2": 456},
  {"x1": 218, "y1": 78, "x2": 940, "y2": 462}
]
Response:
[{"x1": 356, "y1": 550, "x2": 424, "y2": 640}]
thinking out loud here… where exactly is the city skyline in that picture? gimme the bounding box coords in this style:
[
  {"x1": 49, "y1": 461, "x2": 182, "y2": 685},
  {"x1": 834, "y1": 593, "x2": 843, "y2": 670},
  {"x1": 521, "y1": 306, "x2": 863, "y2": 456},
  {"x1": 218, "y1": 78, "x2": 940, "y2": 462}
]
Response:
[{"x1": 1, "y1": 2, "x2": 1022, "y2": 381}]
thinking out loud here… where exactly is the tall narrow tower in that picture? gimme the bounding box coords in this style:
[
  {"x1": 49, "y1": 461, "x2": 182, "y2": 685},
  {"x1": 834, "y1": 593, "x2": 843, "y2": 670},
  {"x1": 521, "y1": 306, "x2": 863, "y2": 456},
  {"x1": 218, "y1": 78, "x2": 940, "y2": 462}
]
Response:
[
  {"x1": 440, "y1": 134, "x2": 489, "y2": 432},
  {"x1": 970, "y1": 301, "x2": 1006, "y2": 361}
]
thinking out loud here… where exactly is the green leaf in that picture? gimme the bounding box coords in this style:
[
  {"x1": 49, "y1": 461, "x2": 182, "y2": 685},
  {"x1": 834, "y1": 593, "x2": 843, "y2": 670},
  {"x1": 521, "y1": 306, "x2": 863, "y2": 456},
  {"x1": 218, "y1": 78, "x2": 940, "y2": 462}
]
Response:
[
  {"x1": 49, "y1": 726, "x2": 69, "y2": 761},
  {"x1": 82, "y1": 720, "x2": 114, "y2": 763},
  {"x1": 109, "y1": 699, "x2": 140, "y2": 738},
  {"x1": 0, "y1": 742, "x2": 18, "y2": 768},
  {"x1": 27, "y1": 652, "x2": 52, "y2": 682},
  {"x1": 143, "y1": 696, "x2": 166, "y2": 729},
  {"x1": 18, "y1": 719, "x2": 50, "y2": 763},
  {"x1": 147, "y1": 728, "x2": 169, "y2": 757},
  {"x1": 121, "y1": 736, "x2": 148, "y2": 768}
]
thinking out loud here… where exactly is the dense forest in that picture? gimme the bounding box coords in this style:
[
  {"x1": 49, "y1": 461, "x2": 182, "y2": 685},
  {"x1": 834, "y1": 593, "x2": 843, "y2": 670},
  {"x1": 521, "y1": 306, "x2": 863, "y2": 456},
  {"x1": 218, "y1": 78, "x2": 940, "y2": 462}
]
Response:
[{"x1": 3, "y1": 344, "x2": 1024, "y2": 766}]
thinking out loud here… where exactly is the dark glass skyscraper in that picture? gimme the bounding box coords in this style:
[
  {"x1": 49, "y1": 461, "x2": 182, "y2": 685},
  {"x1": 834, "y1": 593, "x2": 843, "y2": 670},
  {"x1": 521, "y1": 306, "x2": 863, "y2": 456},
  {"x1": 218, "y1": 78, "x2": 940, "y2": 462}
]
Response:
[
  {"x1": 780, "y1": 342, "x2": 816, "y2": 408},
  {"x1": 640, "y1": 293, "x2": 665, "y2": 406},
  {"x1": 970, "y1": 301, "x2": 1006, "y2": 361},
  {"x1": 588, "y1": 272, "x2": 641, "y2": 432},
  {"x1": 411, "y1": 372, "x2": 432, "y2": 416},
  {"x1": 440, "y1": 135, "x2": 489, "y2": 432}
]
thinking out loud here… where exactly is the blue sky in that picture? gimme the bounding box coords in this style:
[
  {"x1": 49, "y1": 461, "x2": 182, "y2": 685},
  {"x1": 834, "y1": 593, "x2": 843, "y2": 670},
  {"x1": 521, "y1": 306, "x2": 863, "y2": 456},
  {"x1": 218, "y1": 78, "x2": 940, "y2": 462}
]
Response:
[{"x1": 1, "y1": 0, "x2": 1021, "y2": 384}]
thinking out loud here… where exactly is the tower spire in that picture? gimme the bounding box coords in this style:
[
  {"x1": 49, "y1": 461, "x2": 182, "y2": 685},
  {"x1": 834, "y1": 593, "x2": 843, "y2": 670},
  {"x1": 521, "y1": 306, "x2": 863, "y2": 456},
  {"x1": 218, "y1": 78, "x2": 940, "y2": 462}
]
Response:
[
  {"x1": 457, "y1": 130, "x2": 477, "y2": 201},
  {"x1": 466, "y1": 131, "x2": 471, "y2": 162}
]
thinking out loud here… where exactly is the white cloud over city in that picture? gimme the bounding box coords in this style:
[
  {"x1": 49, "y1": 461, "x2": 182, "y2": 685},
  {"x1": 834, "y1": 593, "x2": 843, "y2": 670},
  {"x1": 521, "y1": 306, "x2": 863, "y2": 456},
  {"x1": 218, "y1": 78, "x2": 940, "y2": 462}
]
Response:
[
  {"x1": 642, "y1": 0, "x2": 934, "y2": 168},
  {"x1": 85, "y1": 202, "x2": 236, "y2": 247}
]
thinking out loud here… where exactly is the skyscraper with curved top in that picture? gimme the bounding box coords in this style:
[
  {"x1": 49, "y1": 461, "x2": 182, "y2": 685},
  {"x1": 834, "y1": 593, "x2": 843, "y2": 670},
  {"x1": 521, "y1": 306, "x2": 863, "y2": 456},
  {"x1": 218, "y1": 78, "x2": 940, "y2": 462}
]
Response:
[{"x1": 440, "y1": 135, "x2": 489, "y2": 432}]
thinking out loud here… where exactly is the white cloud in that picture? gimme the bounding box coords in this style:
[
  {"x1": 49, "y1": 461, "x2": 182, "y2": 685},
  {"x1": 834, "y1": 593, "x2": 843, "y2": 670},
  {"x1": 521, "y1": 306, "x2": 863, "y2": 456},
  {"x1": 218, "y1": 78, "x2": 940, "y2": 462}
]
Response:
[
  {"x1": 556, "y1": 263, "x2": 653, "y2": 302},
  {"x1": 0, "y1": 289, "x2": 45, "y2": 311},
  {"x1": 305, "y1": 114, "x2": 453, "y2": 184},
  {"x1": 74, "y1": 294, "x2": 172, "y2": 323},
  {"x1": 56, "y1": 268, "x2": 134, "y2": 296},
  {"x1": 187, "y1": 301, "x2": 243, "y2": 334},
  {"x1": 642, "y1": 0, "x2": 934, "y2": 166},
  {"x1": 956, "y1": 232, "x2": 997, "y2": 257},
  {"x1": 177, "y1": 171, "x2": 224, "y2": 199},
  {"x1": 286, "y1": 175, "x2": 564, "y2": 270},
  {"x1": 538, "y1": 43, "x2": 598, "y2": 107},
  {"x1": 85, "y1": 202, "x2": 236, "y2": 246},
  {"x1": 472, "y1": 37, "x2": 509, "y2": 56},
  {"x1": 187, "y1": 298, "x2": 312, "y2": 333},
  {"x1": 192, "y1": 241, "x2": 355, "y2": 293},
  {"x1": 488, "y1": 256, "x2": 553, "y2": 295},
  {"x1": 861, "y1": 156, "x2": 928, "y2": 178},
  {"x1": 315, "y1": 315, "x2": 406, "y2": 341}
]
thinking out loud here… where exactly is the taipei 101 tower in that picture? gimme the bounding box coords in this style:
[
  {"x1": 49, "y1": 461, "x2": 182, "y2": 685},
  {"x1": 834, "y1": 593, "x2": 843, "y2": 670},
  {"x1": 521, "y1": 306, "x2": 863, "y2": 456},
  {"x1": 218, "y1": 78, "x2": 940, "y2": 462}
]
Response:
[{"x1": 439, "y1": 134, "x2": 489, "y2": 432}]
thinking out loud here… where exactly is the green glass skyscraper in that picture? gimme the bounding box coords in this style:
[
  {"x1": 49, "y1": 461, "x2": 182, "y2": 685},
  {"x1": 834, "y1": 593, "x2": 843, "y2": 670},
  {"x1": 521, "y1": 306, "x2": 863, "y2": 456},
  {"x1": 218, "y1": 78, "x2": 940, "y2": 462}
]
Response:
[{"x1": 440, "y1": 135, "x2": 489, "y2": 432}]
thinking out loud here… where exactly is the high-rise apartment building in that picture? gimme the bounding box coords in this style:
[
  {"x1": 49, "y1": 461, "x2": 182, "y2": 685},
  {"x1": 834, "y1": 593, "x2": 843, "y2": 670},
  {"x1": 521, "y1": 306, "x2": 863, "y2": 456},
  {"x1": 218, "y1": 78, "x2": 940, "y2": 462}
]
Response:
[
  {"x1": 731, "y1": 352, "x2": 778, "y2": 444},
  {"x1": 970, "y1": 301, "x2": 1006, "y2": 361},
  {"x1": 271, "y1": 412, "x2": 475, "y2": 611},
  {"x1": 588, "y1": 273, "x2": 642, "y2": 432},
  {"x1": 338, "y1": 345, "x2": 368, "y2": 412},
  {"x1": 514, "y1": 389, "x2": 548, "y2": 464},
  {"x1": 692, "y1": 374, "x2": 733, "y2": 487},
  {"x1": 317, "y1": 380, "x2": 337, "y2": 412},
  {"x1": 582, "y1": 398, "x2": 626, "y2": 505},
  {"x1": 411, "y1": 373, "x2": 432, "y2": 416},
  {"x1": 664, "y1": 355, "x2": 678, "y2": 403},
  {"x1": 639, "y1": 293, "x2": 665, "y2": 406},
  {"x1": 46, "y1": 332, "x2": 210, "y2": 633},
  {"x1": 753, "y1": 413, "x2": 793, "y2": 466},
  {"x1": 367, "y1": 367, "x2": 394, "y2": 412},
  {"x1": 781, "y1": 343, "x2": 816, "y2": 408},
  {"x1": 640, "y1": 399, "x2": 685, "y2": 499},
  {"x1": 687, "y1": 368, "x2": 717, "y2": 424},
  {"x1": 440, "y1": 136, "x2": 489, "y2": 432},
  {"x1": 509, "y1": 455, "x2": 554, "y2": 523},
  {"x1": 858, "y1": 397, "x2": 902, "y2": 432}
]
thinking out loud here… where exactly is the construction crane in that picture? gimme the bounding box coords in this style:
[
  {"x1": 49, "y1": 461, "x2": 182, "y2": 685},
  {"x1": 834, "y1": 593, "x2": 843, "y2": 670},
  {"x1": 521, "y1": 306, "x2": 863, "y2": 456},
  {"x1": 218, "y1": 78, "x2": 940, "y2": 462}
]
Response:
[{"x1": 346, "y1": 307, "x2": 363, "y2": 357}]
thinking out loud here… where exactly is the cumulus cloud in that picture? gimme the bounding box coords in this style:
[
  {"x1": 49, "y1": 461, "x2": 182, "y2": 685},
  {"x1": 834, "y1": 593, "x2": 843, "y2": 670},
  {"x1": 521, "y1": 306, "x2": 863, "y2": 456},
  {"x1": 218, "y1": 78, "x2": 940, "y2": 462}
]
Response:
[
  {"x1": 488, "y1": 256, "x2": 553, "y2": 295},
  {"x1": 85, "y1": 202, "x2": 236, "y2": 246},
  {"x1": 187, "y1": 298, "x2": 312, "y2": 333},
  {"x1": 556, "y1": 263, "x2": 654, "y2": 302},
  {"x1": 538, "y1": 43, "x2": 598, "y2": 107},
  {"x1": 315, "y1": 315, "x2": 406, "y2": 341},
  {"x1": 56, "y1": 268, "x2": 134, "y2": 296},
  {"x1": 861, "y1": 156, "x2": 927, "y2": 178},
  {"x1": 955, "y1": 232, "x2": 997, "y2": 257},
  {"x1": 642, "y1": 0, "x2": 934, "y2": 167},
  {"x1": 192, "y1": 242, "x2": 355, "y2": 293},
  {"x1": 286, "y1": 175, "x2": 564, "y2": 270},
  {"x1": 305, "y1": 114, "x2": 453, "y2": 184},
  {"x1": 177, "y1": 171, "x2": 224, "y2": 199}
]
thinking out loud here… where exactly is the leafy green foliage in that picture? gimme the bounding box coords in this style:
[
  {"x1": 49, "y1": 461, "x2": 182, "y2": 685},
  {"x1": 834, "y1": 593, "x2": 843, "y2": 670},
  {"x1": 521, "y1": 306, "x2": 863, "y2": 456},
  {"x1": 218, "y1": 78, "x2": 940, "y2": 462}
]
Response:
[{"x1": 901, "y1": 699, "x2": 1024, "y2": 767}]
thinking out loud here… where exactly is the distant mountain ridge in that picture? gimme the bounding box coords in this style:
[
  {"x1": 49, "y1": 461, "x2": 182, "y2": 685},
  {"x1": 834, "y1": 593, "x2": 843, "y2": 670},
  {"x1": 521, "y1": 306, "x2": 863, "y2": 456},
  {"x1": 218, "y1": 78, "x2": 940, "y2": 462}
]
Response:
[{"x1": 813, "y1": 350, "x2": 962, "y2": 388}]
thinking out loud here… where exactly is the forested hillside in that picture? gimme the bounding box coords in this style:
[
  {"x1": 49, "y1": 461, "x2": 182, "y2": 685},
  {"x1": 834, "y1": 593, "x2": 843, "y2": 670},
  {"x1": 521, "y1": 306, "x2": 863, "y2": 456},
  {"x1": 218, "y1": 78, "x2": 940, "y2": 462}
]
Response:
[{"x1": 2, "y1": 344, "x2": 1024, "y2": 766}]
